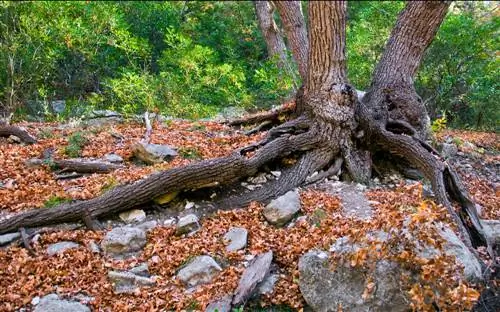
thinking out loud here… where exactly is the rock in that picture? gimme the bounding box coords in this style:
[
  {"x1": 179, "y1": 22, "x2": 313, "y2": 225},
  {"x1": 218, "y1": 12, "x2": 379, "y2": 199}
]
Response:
[
  {"x1": 248, "y1": 173, "x2": 267, "y2": 184},
  {"x1": 462, "y1": 141, "x2": 476, "y2": 151},
  {"x1": 88, "y1": 110, "x2": 121, "y2": 118},
  {"x1": 223, "y1": 227, "x2": 248, "y2": 252},
  {"x1": 436, "y1": 224, "x2": 482, "y2": 281},
  {"x1": 7, "y1": 135, "x2": 21, "y2": 143},
  {"x1": 101, "y1": 227, "x2": 146, "y2": 258},
  {"x1": 108, "y1": 270, "x2": 155, "y2": 294},
  {"x1": 441, "y1": 143, "x2": 458, "y2": 159},
  {"x1": 482, "y1": 219, "x2": 500, "y2": 250},
  {"x1": 205, "y1": 295, "x2": 232, "y2": 312},
  {"x1": 233, "y1": 251, "x2": 273, "y2": 305},
  {"x1": 88, "y1": 240, "x2": 101, "y2": 253},
  {"x1": 103, "y1": 153, "x2": 123, "y2": 163},
  {"x1": 0, "y1": 232, "x2": 20, "y2": 245},
  {"x1": 31, "y1": 296, "x2": 40, "y2": 305},
  {"x1": 51, "y1": 100, "x2": 66, "y2": 114},
  {"x1": 256, "y1": 273, "x2": 279, "y2": 295},
  {"x1": 177, "y1": 255, "x2": 222, "y2": 287},
  {"x1": 163, "y1": 218, "x2": 176, "y2": 227},
  {"x1": 263, "y1": 191, "x2": 301, "y2": 226},
  {"x1": 33, "y1": 294, "x2": 90, "y2": 312},
  {"x1": 119, "y1": 209, "x2": 146, "y2": 223},
  {"x1": 137, "y1": 220, "x2": 158, "y2": 232},
  {"x1": 299, "y1": 251, "x2": 407, "y2": 312},
  {"x1": 185, "y1": 201, "x2": 195, "y2": 210},
  {"x1": 46, "y1": 241, "x2": 80, "y2": 256},
  {"x1": 270, "y1": 171, "x2": 281, "y2": 178},
  {"x1": 129, "y1": 263, "x2": 150, "y2": 277},
  {"x1": 176, "y1": 214, "x2": 200, "y2": 235},
  {"x1": 132, "y1": 142, "x2": 177, "y2": 164}
]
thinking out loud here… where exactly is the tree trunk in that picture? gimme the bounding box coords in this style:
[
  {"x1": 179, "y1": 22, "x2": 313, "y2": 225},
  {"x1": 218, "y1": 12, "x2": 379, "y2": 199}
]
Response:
[
  {"x1": 273, "y1": 0, "x2": 308, "y2": 81},
  {"x1": 254, "y1": 1, "x2": 288, "y2": 68}
]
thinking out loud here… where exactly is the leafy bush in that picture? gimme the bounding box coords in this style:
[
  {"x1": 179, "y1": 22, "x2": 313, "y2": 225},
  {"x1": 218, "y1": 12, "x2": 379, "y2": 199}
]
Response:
[{"x1": 64, "y1": 131, "x2": 88, "y2": 158}]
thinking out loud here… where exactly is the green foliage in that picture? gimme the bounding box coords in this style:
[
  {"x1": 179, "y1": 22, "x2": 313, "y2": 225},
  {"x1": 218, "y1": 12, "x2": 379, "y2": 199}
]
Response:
[
  {"x1": 431, "y1": 112, "x2": 448, "y2": 133},
  {"x1": 43, "y1": 196, "x2": 70, "y2": 208},
  {"x1": 178, "y1": 147, "x2": 202, "y2": 160},
  {"x1": 64, "y1": 131, "x2": 88, "y2": 158}
]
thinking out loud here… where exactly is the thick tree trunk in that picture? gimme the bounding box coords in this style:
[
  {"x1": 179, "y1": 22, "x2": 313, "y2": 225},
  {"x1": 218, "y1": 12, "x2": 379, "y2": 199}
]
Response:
[
  {"x1": 254, "y1": 1, "x2": 288, "y2": 68},
  {"x1": 273, "y1": 0, "x2": 308, "y2": 81}
]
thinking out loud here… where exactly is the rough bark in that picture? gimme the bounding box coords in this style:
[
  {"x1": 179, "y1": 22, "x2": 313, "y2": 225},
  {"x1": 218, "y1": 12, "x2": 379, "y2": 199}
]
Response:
[
  {"x1": 25, "y1": 158, "x2": 124, "y2": 174},
  {"x1": 254, "y1": 1, "x2": 288, "y2": 68},
  {"x1": 0, "y1": 124, "x2": 37, "y2": 144},
  {"x1": 273, "y1": 0, "x2": 308, "y2": 81}
]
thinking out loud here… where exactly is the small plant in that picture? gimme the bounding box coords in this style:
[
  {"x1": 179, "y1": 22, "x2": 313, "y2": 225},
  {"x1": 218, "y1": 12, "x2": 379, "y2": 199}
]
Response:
[
  {"x1": 43, "y1": 196, "x2": 70, "y2": 208},
  {"x1": 38, "y1": 128, "x2": 55, "y2": 139},
  {"x1": 100, "y1": 177, "x2": 119, "y2": 193},
  {"x1": 64, "y1": 131, "x2": 89, "y2": 157},
  {"x1": 178, "y1": 147, "x2": 202, "y2": 160},
  {"x1": 189, "y1": 122, "x2": 206, "y2": 131},
  {"x1": 451, "y1": 137, "x2": 463, "y2": 147},
  {"x1": 431, "y1": 112, "x2": 447, "y2": 133}
]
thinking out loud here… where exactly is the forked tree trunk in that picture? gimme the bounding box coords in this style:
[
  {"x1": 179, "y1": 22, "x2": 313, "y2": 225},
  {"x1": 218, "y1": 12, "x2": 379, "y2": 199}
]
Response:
[
  {"x1": 254, "y1": 1, "x2": 288, "y2": 68},
  {"x1": 273, "y1": 0, "x2": 308, "y2": 81},
  {"x1": 0, "y1": 2, "x2": 488, "y2": 259}
]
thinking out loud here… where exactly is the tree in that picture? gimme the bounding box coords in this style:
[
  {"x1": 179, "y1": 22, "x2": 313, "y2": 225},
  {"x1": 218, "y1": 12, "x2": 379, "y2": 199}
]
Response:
[
  {"x1": 254, "y1": 1, "x2": 287, "y2": 68},
  {"x1": 0, "y1": 2, "x2": 487, "y2": 257}
]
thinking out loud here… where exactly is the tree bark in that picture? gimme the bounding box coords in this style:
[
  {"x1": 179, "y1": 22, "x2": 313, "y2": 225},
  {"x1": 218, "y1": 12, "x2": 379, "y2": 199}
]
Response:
[
  {"x1": 254, "y1": 1, "x2": 288, "y2": 68},
  {"x1": 273, "y1": 0, "x2": 308, "y2": 81},
  {"x1": 0, "y1": 123, "x2": 37, "y2": 144}
]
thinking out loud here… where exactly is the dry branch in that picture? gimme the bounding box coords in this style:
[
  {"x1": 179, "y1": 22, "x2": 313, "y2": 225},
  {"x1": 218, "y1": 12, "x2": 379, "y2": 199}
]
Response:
[
  {"x1": 25, "y1": 158, "x2": 124, "y2": 174},
  {"x1": 0, "y1": 124, "x2": 37, "y2": 144}
]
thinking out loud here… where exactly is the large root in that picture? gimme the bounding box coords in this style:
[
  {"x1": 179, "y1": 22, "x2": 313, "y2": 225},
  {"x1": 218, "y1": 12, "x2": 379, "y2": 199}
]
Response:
[
  {"x1": 0, "y1": 123, "x2": 319, "y2": 234},
  {"x1": 0, "y1": 124, "x2": 37, "y2": 144}
]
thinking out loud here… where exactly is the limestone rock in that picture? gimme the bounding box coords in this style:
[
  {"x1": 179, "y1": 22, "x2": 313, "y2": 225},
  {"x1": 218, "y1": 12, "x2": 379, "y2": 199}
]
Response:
[
  {"x1": 101, "y1": 226, "x2": 146, "y2": 258},
  {"x1": 205, "y1": 295, "x2": 232, "y2": 312},
  {"x1": 46, "y1": 241, "x2": 80, "y2": 256},
  {"x1": 441, "y1": 143, "x2": 458, "y2": 159},
  {"x1": 137, "y1": 220, "x2": 158, "y2": 232},
  {"x1": 33, "y1": 294, "x2": 90, "y2": 312},
  {"x1": 263, "y1": 191, "x2": 301, "y2": 226},
  {"x1": 223, "y1": 227, "x2": 248, "y2": 252},
  {"x1": 482, "y1": 219, "x2": 500, "y2": 248},
  {"x1": 103, "y1": 153, "x2": 123, "y2": 163},
  {"x1": 177, "y1": 255, "x2": 222, "y2": 287},
  {"x1": 119, "y1": 209, "x2": 146, "y2": 223},
  {"x1": 0, "y1": 232, "x2": 20, "y2": 245},
  {"x1": 299, "y1": 251, "x2": 407, "y2": 312},
  {"x1": 132, "y1": 142, "x2": 177, "y2": 164},
  {"x1": 176, "y1": 214, "x2": 200, "y2": 235},
  {"x1": 233, "y1": 251, "x2": 273, "y2": 305},
  {"x1": 108, "y1": 270, "x2": 155, "y2": 294}
]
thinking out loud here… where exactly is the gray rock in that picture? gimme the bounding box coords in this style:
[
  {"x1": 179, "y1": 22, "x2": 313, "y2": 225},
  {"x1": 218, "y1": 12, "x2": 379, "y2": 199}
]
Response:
[
  {"x1": 0, "y1": 232, "x2": 20, "y2": 245},
  {"x1": 129, "y1": 263, "x2": 150, "y2": 277},
  {"x1": 101, "y1": 227, "x2": 146, "y2": 258},
  {"x1": 224, "y1": 227, "x2": 248, "y2": 252},
  {"x1": 248, "y1": 173, "x2": 267, "y2": 184},
  {"x1": 46, "y1": 241, "x2": 80, "y2": 256},
  {"x1": 441, "y1": 143, "x2": 458, "y2": 159},
  {"x1": 88, "y1": 110, "x2": 122, "y2": 118},
  {"x1": 88, "y1": 240, "x2": 101, "y2": 253},
  {"x1": 256, "y1": 273, "x2": 279, "y2": 295},
  {"x1": 108, "y1": 270, "x2": 155, "y2": 294},
  {"x1": 482, "y1": 219, "x2": 500, "y2": 247},
  {"x1": 103, "y1": 153, "x2": 123, "y2": 163},
  {"x1": 133, "y1": 142, "x2": 178, "y2": 164},
  {"x1": 177, "y1": 255, "x2": 222, "y2": 287},
  {"x1": 119, "y1": 209, "x2": 146, "y2": 223},
  {"x1": 205, "y1": 295, "x2": 232, "y2": 312},
  {"x1": 462, "y1": 141, "x2": 476, "y2": 150},
  {"x1": 233, "y1": 251, "x2": 273, "y2": 305},
  {"x1": 163, "y1": 218, "x2": 176, "y2": 227},
  {"x1": 299, "y1": 251, "x2": 407, "y2": 312},
  {"x1": 137, "y1": 220, "x2": 158, "y2": 232},
  {"x1": 33, "y1": 294, "x2": 90, "y2": 312},
  {"x1": 263, "y1": 191, "x2": 301, "y2": 226},
  {"x1": 176, "y1": 214, "x2": 200, "y2": 235}
]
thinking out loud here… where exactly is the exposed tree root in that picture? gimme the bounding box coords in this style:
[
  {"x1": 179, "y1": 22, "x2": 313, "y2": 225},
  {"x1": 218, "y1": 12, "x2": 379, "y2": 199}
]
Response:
[
  {"x1": 0, "y1": 124, "x2": 319, "y2": 234},
  {"x1": 25, "y1": 158, "x2": 124, "y2": 174},
  {"x1": 227, "y1": 103, "x2": 295, "y2": 127},
  {"x1": 0, "y1": 124, "x2": 37, "y2": 144}
]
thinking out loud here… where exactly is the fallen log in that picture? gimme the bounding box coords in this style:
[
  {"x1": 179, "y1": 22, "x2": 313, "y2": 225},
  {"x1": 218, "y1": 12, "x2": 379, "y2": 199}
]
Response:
[
  {"x1": 25, "y1": 158, "x2": 124, "y2": 174},
  {"x1": 0, "y1": 124, "x2": 37, "y2": 144},
  {"x1": 227, "y1": 103, "x2": 295, "y2": 127}
]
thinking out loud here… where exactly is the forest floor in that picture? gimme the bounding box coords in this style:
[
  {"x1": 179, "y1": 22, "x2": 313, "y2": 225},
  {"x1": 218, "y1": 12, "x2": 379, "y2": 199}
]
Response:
[{"x1": 0, "y1": 117, "x2": 498, "y2": 311}]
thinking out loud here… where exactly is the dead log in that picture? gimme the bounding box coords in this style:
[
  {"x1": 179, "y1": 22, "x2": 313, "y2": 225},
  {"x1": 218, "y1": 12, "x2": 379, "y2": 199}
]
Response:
[
  {"x1": 227, "y1": 103, "x2": 295, "y2": 127},
  {"x1": 25, "y1": 158, "x2": 124, "y2": 174},
  {"x1": 0, "y1": 124, "x2": 37, "y2": 144}
]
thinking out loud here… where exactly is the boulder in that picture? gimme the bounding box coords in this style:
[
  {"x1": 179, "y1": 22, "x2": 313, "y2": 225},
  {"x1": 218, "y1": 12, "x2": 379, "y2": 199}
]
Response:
[
  {"x1": 441, "y1": 143, "x2": 458, "y2": 159},
  {"x1": 176, "y1": 214, "x2": 200, "y2": 235},
  {"x1": 299, "y1": 251, "x2": 407, "y2": 312},
  {"x1": 132, "y1": 142, "x2": 177, "y2": 164},
  {"x1": 137, "y1": 220, "x2": 158, "y2": 232},
  {"x1": 177, "y1": 255, "x2": 222, "y2": 287},
  {"x1": 205, "y1": 295, "x2": 233, "y2": 312},
  {"x1": 262, "y1": 191, "x2": 301, "y2": 226},
  {"x1": 482, "y1": 219, "x2": 500, "y2": 248},
  {"x1": 223, "y1": 227, "x2": 248, "y2": 252},
  {"x1": 33, "y1": 294, "x2": 90, "y2": 312},
  {"x1": 119, "y1": 209, "x2": 147, "y2": 223},
  {"x1": 46, "y1": 241, "x2": 80, "y2": 256},
  {"x1": 233, "y1": 251, "x2": 273, "y2": 305},
  {"x1": 0, "y1": 232, "x2": 20, "y2": 246},
  {"x1": 101, "y1": 226, "x2": 146, "y2": 258}
]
